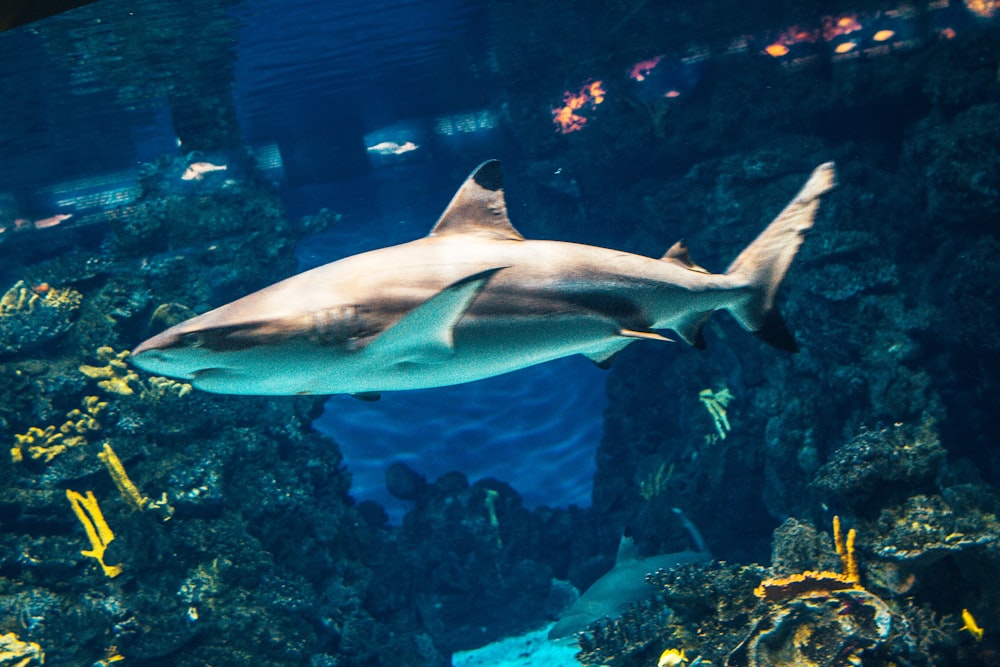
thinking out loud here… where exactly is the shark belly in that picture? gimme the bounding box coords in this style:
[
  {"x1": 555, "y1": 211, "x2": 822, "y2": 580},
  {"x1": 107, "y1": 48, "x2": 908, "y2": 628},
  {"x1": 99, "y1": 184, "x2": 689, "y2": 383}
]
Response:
[
  {"x1": 178, "y1": 312, "x2": 621, "y2": 395},
  {"x1": 383, "y1": 315, "x2": 622, "y2": 390}
]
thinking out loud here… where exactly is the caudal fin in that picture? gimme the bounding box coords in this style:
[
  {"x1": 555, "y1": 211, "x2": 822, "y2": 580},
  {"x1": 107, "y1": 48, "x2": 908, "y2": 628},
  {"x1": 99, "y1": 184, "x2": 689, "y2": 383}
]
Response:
[{"x1": 725, "y1": 162, "x2": 836, "y2": 352}]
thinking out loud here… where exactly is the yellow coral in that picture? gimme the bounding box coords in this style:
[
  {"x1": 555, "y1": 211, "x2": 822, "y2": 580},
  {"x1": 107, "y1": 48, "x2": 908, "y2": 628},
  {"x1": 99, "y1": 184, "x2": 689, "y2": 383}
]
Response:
[
  {"x1": 98, "y1": 442, "x2": 149, "y2": 512},
  {"x1": 640, "y1": 460, "x2": 674, "y2": 501},
  {"x1": 81, "y1": 346, "x2": 192, "y2": 400},
  {"x1": 80, "y1": 346, "x2": 142, "y2": 395},
  {"x1": 699, "y1": 387, "x2": 734, "y2": 440},
  {"x1": 0, "y1": 280, "x2": 81, "y2": 316},
  {"x1": 755, "y1": 515, "x2": 863, "y2": 601},
  {"x1": 833, "y1": 515, "x2": 859, "y2": 583},
  {"x1": 11, "y1": 395, "x2": 105, "y2": 463},
  {"x1": 66, "y1": 489, "x2": 123, "y2": 578},
  {"x1": 15, "y1": 425, "x2": 68, "y2": 463},
  {"x1": 146, "y1": 375, "x2": 193, "y2": 399},
  {"x1": 0, "y1": 631, "x2": 45, "y2": 666}
]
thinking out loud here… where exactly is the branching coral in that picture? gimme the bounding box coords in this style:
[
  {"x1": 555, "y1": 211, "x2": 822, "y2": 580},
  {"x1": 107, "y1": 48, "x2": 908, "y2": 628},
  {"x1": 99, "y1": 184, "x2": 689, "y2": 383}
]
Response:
[
  {"x1": 80, "y1": 346, "x2": 192, "y2": 399},
  {"x1": 80, "y1": 346, "x2": 143, "y2": 396},
  {"x1": 98, "y1": 442, "x2": 150, "y2": 512},
  {"x1": 640, "y1": 460, "x2": 675, "y2": 501},
  {"x1": 10, "y1": 395, "x2": 107, "y2": 463},
  {"x1": 97, "y1": 442, "x2": 174, "y2": 520},
  {"x1": 65, "y1": 489, "x2": 123, "y2": 578},
  {"x1": 698, "y1": 387, "x2": 734, "y2": 441}
]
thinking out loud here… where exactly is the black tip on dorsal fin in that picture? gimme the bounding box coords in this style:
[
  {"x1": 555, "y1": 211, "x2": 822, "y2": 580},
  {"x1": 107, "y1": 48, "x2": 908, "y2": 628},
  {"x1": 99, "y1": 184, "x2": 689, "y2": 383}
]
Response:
[
  {"x1": 473, "y1": 159, "x2": 504, "y2": 191},
  {"x1": 661, "y1": 239, "x2": 709, "y2": 273},
  {"x1": 429, "y1": 160, "x2": 525, "y2": 241}
]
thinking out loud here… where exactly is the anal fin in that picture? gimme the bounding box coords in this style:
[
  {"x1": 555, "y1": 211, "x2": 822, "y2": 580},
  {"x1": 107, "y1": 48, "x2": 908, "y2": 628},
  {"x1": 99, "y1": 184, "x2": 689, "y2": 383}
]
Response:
[
  {"x1": 671, "y1": 312, "x2": 713, "y2": 349},
  {"x1": 584, "y1": 339, "x2": 634, "y2": 369}
]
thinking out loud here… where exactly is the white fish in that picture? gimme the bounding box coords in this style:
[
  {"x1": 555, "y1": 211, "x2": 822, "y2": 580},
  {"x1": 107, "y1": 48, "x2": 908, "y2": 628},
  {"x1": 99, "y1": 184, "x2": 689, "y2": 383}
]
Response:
[
  {"x1": 366, "y1": 141, "x2": 419, "y2": 155},
  {"x1": 181, "y1": 162, "x2": 228, "y2": 181}
]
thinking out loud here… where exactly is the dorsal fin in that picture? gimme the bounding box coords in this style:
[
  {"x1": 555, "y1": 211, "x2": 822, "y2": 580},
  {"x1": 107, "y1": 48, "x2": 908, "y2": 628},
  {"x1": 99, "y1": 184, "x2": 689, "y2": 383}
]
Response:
[
  {"x1": 429, "y1": 160, "x2": 525, "y2": 240},
  {"x1": 661, "y1": 240, "x2": 709, "y2": 273},
  {"x1": 615, "y1": 534, "x2": 639, "y2": 565}
]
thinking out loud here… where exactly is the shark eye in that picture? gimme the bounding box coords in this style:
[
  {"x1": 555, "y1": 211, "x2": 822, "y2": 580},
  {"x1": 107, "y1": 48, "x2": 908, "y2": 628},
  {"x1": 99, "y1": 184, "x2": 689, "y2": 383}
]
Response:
[{"x1": 182, "y1": 333, "x2": 205, "y2": 348}]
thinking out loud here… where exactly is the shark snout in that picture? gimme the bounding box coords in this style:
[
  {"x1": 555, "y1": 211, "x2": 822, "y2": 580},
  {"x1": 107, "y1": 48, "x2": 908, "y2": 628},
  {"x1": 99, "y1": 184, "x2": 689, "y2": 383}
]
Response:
[
  {"x1": 132, "y1": 328, "x2": 184, "y2": 358},
  {"x1": 131, "y1": 325, "x2": 214, "y2": 378}
]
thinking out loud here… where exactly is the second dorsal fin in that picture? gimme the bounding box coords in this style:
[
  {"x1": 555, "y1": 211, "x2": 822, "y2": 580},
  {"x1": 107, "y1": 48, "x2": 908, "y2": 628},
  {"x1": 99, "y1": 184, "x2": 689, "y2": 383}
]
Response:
[
  {"x1": 429, "y1": 160, "x2": 525, "y2": 241},
  {"x1": 661, "y1": 240, "x2": 709, "y2": 273}
]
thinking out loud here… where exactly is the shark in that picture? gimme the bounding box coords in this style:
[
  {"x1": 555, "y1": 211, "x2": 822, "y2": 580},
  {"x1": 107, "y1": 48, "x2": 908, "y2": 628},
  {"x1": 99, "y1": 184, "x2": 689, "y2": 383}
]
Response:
[
  {"x1": 547, "y1": 508, "x2": 712, "y2": 643},
  {"x1": 131, "y1": 160, "x2": 836, "y2": 396}
]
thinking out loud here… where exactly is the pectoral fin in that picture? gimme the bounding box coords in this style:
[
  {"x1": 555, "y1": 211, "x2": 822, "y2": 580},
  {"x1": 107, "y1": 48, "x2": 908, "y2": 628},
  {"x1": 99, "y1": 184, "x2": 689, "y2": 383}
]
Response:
[{"x1": 364, "y1": 268, "x2": 503, "y2": 364}]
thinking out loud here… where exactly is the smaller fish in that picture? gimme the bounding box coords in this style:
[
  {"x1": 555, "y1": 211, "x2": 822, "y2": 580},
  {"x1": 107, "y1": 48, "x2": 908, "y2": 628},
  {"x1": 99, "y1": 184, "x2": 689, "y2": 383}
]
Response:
[
  {"x1": 658, "y1": 648, "x2": 688, "y2": 666},
  {"x1": 33, "y1": 213, "x2": 73, "y2": 229},
  {"x1": 181, "y1": 162, "x2": 228, "y2": 181},
  {"x1": 366, "y1": 141, "x2": 419, "y2": 156},
  {"x1": 960, "y1": 608, "x2": 985, "y2": 641}
]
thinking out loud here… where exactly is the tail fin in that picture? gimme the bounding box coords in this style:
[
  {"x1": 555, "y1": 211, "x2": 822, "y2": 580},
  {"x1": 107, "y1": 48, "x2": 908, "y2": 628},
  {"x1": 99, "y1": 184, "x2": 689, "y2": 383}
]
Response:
[{"x1": 725, "y1": 162, "x2": 836, "y2": 351}]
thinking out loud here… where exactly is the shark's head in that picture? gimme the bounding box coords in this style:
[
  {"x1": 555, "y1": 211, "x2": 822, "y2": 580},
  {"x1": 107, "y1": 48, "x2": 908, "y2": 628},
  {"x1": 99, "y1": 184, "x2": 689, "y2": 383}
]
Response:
[
  {"x1": 132, "y1": 304, "x2": 375, "y2": 395},
  {"x1": 132, "y1": 322, "x2": 232, "y2": 380},
  {"x1": 133, "y1": 322, "x2": 329, "y2": 395}
]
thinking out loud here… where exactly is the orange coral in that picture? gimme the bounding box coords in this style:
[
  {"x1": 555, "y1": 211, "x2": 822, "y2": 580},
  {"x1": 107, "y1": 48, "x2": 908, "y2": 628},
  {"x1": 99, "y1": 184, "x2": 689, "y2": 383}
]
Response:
[
  {"x1": 755, "y1": 515, "x2": 861, "y2": 602},
  {"x1": 753, "y1": 570, "x2": 861, "y2": 602},
  {"x1": 552, "y1": 80, "x2": 606, "y2": 134}
]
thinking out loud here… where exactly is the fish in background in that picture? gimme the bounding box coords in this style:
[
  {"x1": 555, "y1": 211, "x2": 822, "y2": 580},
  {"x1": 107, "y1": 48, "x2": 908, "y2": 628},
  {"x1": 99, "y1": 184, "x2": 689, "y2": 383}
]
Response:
[{"x1": 548, "y1": 508, "x2": 712, "y2": 643}]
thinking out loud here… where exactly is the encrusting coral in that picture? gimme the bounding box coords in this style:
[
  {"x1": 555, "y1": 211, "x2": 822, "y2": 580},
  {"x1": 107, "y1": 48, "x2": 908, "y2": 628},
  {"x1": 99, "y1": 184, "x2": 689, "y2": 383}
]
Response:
[
  {"x1": 0, "y1": 631, "x2": 45, "y2": 666},
  {"x1": 731, "y1": 517, "x2": 893, "y2": 667},
  {"x1": 753, "y1": 515, "x2": 859, "y2": 601},
  {"x1": 0, "y1": 279, "x2": 83, "y2": 355}
]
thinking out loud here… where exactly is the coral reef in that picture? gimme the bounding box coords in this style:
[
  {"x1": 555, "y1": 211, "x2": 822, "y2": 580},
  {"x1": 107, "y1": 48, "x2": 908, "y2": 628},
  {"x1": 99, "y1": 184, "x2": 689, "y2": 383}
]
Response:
[
  {"x1": 0, "y1": 3, "x2": 997, "y2": 666},
  {"x1": 813, "y1": 418, "x2": 946, "y2": 515},
  {"x1": 10, "y1": 395, "x2": 106, "y2": 463},
  {"x1": 0, "y1": 280, "x2": 82, "y2": 356},
  {"x1": 0, "y1": 632, "x2": 45, "y2": 666}
]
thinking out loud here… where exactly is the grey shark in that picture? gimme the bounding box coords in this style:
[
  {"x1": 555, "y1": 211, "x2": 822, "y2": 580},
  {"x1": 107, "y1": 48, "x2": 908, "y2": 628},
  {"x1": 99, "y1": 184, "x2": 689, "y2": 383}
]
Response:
[
  {"x1": 548, "y1": 508, "x2": 711, "y2": 643},
  {"x1": 132, "y1": 160, "x2": 836, "y2": 396}
]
